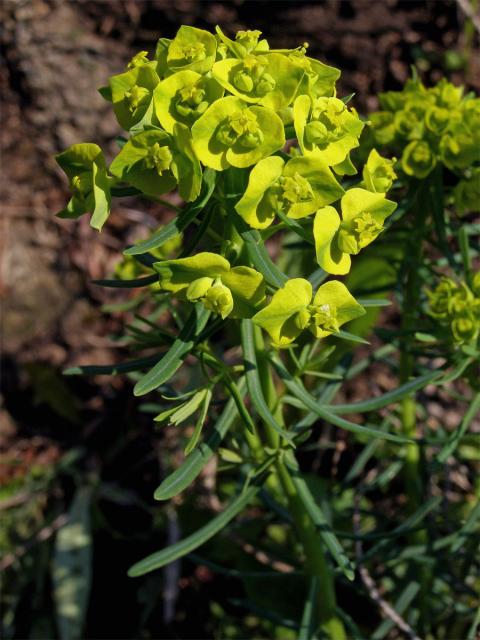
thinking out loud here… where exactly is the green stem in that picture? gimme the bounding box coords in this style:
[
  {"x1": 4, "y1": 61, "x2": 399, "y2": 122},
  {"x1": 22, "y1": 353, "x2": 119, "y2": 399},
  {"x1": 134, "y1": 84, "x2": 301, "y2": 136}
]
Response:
[
  {"x1": 274, "y1": 461, "x2": 345, "y2": 639},
  {"x1": 226, "y1": 166, "x2": 344, "y2": 636},
  {"x1": 251, "y1": 326, "x2": 346, "y2": 639},
  {"x1": 399, "y1": 177, "x2": 432, "y2": 507},
  {"x1": 399, "y1": 175, "x2": 434, "y2": 634}
]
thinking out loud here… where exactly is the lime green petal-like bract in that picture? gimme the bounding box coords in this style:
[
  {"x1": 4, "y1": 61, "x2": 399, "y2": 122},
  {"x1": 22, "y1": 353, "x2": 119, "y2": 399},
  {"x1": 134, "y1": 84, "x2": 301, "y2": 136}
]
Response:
[
  {"x1": 341, "y1": 188, "x2": 397, "y2": 225},
  {"x1": 154, "y1": 253, "x2": 265, "y2": 319},
  {"x1": 235, "y1": 156, "x2": 285, "y2": 229},
  {"x1": 287, "y1": 50, "x2": 340, "y2": 99},
  {"x1": 154, "y1": 253, "x2": 231, "y2": 294},
  {"x1": 166, "y1": 26, "x2": 217, "y2": 74},
  {"x1": 109, "y1": 63, "x2": 159, "y2": 132},
  {"x1": 294, "y1": 95, "x2": 365, "y2": 165},
  {"x1": 314, "y1": 189, "x2": 396, "y2": 275},
  {"x1": 56, "y1": 143, "x2": 111, "y2": 231},
  {"x1": 154, "y1": 70, "x2": 224, "y2": 133},
  {"x1": 191, "y1": 96, "x2": 285, "y2": 170},
  {"x1": 215, "y1": 26, "x2": 269, "y2": 59},
  {"x1": 212, "y1": 53, "x2": 304, "y2": 111},
  {"x1": 109, "y1": 127, "x2": 201, "y2": 201},
  {"x1": 401, "y1": 140, "x2": 436, "y2": 178},
  {"x1": 314, "y1": 206, "x2": 351, "y2": 275},
  {"x1": 362, "y1": 149, "x2": 397, "y2": 193},
  {"x1": 222, "y1": 266, "x2": 266, "y2": 318},
  {"x1": 252, "y1": 279, "x2": 313, "y2": 348},
  {"x1": 311, "y1": 280, "x2": 365, "y2": 338},
  {"x1": 235, "y1": 155, "x2": 344, "y2": 229},
  {"x1": 283, "y1": 156, "x2": 345, "y2": 219}
]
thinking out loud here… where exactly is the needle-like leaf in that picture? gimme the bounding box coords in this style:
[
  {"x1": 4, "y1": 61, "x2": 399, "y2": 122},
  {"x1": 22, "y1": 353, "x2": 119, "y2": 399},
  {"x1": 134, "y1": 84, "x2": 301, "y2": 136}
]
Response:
[
  {"x1": 124, "y1": 169, "x2": 216, "y2": 256},
  {"x1": 134, "y1": 304, "x2": 210, "y2": 396},
  {"x1": 270, "y1": 355, "x2": 413, "y2": 444}
]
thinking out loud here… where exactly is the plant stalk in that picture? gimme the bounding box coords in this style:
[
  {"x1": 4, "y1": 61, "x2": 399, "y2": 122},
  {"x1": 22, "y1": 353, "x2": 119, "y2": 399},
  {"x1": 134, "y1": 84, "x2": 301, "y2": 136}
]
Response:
[
  {"x1": 251, "y1": 326, "x2": 346, "y2": 639},
  {"x1": 399, "y1": 174, "x2": 434, "y2": 634}
]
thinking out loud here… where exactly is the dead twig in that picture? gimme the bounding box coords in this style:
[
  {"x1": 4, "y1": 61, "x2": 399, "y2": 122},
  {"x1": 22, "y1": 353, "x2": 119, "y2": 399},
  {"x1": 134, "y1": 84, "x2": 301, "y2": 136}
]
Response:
[
  {"x1": 353, "y1": 493, "x2": 422, "y2": 640},
  {"x1": 457, "y1": 0, "x2": 480, "y2": 34},
  {"x1": 0, "y1": 492, "x2": 31, "y2": 511}
]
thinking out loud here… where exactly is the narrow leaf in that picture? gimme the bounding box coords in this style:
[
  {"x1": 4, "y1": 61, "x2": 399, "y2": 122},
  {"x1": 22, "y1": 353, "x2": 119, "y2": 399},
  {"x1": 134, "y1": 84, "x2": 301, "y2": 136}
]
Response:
[
  {"x1": 329, "y1": 369, "x2": 442, "y2": 415},
  {"x1": 125, "y1": 169, "x2": 216, "y2": 256},
  {"x1": 223, "y1": 376, "x2": 256, "y2": 434},
  {"x1": 92, "y1": 274, "x2": 157, "y2": 288},
  {"x1": 276, "y1": 210, "x2": 314, "y2": 245},
  {"x1": 241, "y1": 320, "x2": 295, "y2": 445},
  {"x1": 232, "y1": 215, "x2": 288, "y2": 287},
  {"x1": 134, "y1": 305, "x2": 210, "y2": 396},
  {"x1": 450, "y1": 497, "x2": 480, "y2": 554},
  {"x1": 64, "y1": 353, "x2": 162, "y2": 377},
  {"x1": 436, "y1": 392, "x2": 480, "y2": 463},
  {"x1": 308, "y1": 268, "x2": 329, "y2": 289},
  {"x1": 440, "y1": 357, "x2": 474, "y2": 383},
  {"x1": 154, "y1": 380, "x2": 246, "y2": 500},
  {"x1": 270, "y1": 355, "x2": 413, "y2": 444},
  {"x1": 129, "y1": 484, "x2": 260, "y2": 576},
  {"x1": 287, "y1": 453, "x2": 355, "y2": 580},
  {"x1": 156, "y1": 389, "x2": 208, "y2": 426},
  {"x1": 356, "y1": 298, "x2": 391, "y2": 307},
  {"x1": 184, "y1": 388, "x2": 212, "y2": 455},
  {"x1": 299, "y1": 577, "x2": 319, "y2": 640},
  {"x1": 334, "y1": 330, "x2": 370, "y2": 345},
  {"x1": 362, "y1": 496, "x2": 442, "y2": 562},
  {"x1": 371, "y1": 582, "x2": 420, "y2": 640}
]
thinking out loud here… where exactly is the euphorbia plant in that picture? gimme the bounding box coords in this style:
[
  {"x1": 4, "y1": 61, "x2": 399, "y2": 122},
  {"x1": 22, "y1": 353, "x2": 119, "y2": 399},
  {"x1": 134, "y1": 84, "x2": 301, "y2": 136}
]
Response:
[
  {"x1": 366, "y1": 75, "x2": 480, "y2": 502},
  {"x1": 362, "y1": 74, "x2": 480, "y2": 636},
  {"x1": 57, "y1": 26, "x2": 479, "y2": 638}
]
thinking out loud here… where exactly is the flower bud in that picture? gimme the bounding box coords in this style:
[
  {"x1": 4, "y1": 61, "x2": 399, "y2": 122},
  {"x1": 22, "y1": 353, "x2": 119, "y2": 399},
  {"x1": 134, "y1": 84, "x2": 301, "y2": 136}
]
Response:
[
  {"x1": 181, "y1": 42, "x2": 206, "y2": 63},
  {"x1": 425, "y1": 106, "x2": 450, "y2": 135},
  {"x1": 294, "y1": 308, "x2": 311, "y2": 330},
  {"x1": 186, "y1": 277, "x2": 214, "y2": 301},
  {"x1": 240, "y1": 130, "x2": 264, "y2": 149},
  {"x1": 203, "y1": 284, "x2": 234, "y2": 319},
  {"x1": 451, "y1": 314, "x2": 478, "y2": 344},
  {"x1": 363, "y1": 149, "x2": 397, "y2": 193},
  {"x1": 233, "y1": 71, "x2": 254, "y2": 93},
  {"x1": 71, "y1": 172, "x2": 92, "y2": 199},
  {"x1": 125, "y1": 85, "x2": 151, "y2": 114},
  {"x1": 305, "y1": 120, "x2": 329, "y2": 146},
  {"x1": 427, "y1": 278, "x2": 456, "y2": 318},
  {"x1": 401, "y1": 140, "x2": 436, "y2": 178}
]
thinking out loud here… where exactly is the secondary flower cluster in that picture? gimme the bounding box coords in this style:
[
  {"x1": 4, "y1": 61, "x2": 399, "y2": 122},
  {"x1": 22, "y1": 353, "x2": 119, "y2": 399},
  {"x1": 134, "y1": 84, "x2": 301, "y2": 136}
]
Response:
[
  {"x1": 369, "y1": 77, "x2": 480, "y2": 194},
  {"x1": 56, "y1": 25, "x2": 398, "y2": 347},
  {"x1": 427, "y1": 274, "x2": 480, "y2": 345}
]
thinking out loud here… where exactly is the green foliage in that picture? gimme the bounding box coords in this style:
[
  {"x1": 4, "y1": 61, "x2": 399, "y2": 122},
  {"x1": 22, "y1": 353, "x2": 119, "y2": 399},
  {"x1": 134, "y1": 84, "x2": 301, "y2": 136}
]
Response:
[
  {"x1": 369, "y1": 76, "x2": 480, "y2": 183},
  {"x1": 51, "y1": 25, "x2": 480, "y2": 640},
  {"x1": 427, "y1": 276, "x2": 480, "y2": 345},
  {"x1": 56, "y1": 143, "x2": 111, "y2": 230}
]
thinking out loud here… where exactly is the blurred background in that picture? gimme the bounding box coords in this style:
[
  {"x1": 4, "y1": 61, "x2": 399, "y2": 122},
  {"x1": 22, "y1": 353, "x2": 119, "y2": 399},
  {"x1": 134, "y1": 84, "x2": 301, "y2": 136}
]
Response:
[{"x1": 1, "y1": 1, "x2": 479, "y2": 638}]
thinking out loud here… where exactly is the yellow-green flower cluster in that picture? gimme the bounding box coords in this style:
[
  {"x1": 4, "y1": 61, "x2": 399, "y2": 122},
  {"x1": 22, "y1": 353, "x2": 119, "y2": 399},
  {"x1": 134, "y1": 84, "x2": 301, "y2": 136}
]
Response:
[
  {"x1": 370, "y1": 77, "x2": 480, "y2": 182},
  {"x1": 153, "y1": 253, "x2": 266, "y2": 319},
  {"x1": 427, "y1": 275, "x2": 480, "y2": 345},
  {"x1": 56, "y1": 25, "x2": 399, "y2": 347}
]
